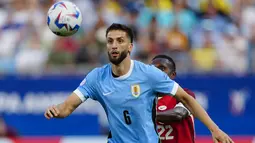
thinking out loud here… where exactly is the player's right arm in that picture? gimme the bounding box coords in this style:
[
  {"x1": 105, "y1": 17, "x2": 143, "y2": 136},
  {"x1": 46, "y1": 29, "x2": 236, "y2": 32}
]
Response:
[
  {"x1": 44, "y1": 68, "x2": 98, "y2": 119},
  {"x1": 149, "y1": 65, "x2": 234, "y2": 143},
  {"x1": 156, "y1": 106, "x2": 189, "y2": 123},
  {"x1": 157, "y1": 89, "x2": 195, "y2": 123},
  {"x1": 44, "y1": 92, "x2": 82, "y2": 119}
]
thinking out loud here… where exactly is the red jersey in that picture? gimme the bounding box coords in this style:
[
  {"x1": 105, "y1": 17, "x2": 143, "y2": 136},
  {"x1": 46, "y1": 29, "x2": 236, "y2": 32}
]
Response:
[{"x1": 157, "y1": 88, "x2": 196, "y2": 143}]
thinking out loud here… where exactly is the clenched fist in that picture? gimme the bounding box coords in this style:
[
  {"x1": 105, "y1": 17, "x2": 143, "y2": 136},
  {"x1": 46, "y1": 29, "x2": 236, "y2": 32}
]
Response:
[{"x1": 44, "y1": 105, "x2": 60, "y2": 119}]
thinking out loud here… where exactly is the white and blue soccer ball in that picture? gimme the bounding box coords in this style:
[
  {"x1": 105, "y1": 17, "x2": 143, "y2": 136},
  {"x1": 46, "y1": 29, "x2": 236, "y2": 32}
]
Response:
[{"x1": 47, "y1": 1, "x2": 82, "y2": 36}]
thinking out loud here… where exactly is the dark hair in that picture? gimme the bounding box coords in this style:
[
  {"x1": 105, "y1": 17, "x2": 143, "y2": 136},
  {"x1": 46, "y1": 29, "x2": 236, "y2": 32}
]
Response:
[
  {"x1": 152, "y1": 54, "x2": 176, "y2": 72},
  {"x1": 106, "y1": 23, "x2": 134, "y2": 43}
]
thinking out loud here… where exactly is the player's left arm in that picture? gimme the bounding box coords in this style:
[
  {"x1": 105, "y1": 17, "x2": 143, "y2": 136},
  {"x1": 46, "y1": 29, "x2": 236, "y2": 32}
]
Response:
[
  {"x1": 174, "y1": 86, "x2": 216, "y2": 130},
  {"x1": 148, "y1": 65, "x2": 234, "y2": 143},
  {"x1": 174, "y1": 86, "x2": 234, "y2": 143}
]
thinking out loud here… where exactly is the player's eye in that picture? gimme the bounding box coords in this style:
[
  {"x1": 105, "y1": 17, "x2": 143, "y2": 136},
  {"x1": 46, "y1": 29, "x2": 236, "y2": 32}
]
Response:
[
  {"x1": 107, "y1": 39, "x2": 113, "y2": 44},
  {"x1": 117, "y1": 38, "x2": 124, "y2": 43},
  {"x1": 158, "y1": 66, "x2": 166, "y2": 71}
]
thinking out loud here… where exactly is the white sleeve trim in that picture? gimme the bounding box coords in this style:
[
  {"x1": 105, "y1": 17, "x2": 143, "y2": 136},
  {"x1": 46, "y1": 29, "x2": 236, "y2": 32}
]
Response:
[
  {"x1": 175, "y1": 102, "x2": 191, "y2": 115},
  {"x1": 170, "y1": 82, "x2": 179, "y2": 96},
  {"x1": 74, "y1": 89, "x2": 87, "y2": 102}
]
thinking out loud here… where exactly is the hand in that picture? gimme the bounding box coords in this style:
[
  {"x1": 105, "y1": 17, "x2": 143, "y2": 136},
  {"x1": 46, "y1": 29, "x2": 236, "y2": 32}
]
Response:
[
  {"x1": 211, "y1": 128, "x2": 234, "y2": 143},
  {"x1": 44, "y1": 105, "x2": 60, "y2": 119}
]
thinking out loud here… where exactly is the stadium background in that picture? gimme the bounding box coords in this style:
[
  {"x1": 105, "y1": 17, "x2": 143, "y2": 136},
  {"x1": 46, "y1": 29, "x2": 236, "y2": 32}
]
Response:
[{"x1": 0, "y1": 0, "x2": 254, "y2": 142}]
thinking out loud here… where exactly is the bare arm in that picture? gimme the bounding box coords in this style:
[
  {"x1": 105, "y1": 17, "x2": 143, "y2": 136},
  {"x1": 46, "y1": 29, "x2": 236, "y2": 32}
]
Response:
[
  {"x1": 174, "y1": 86, "x2": 234, "y2": 143},
  {"x1": 44, "y1": 92, "x2": 82, "y2": 119},
  {"x1": 156, "y1": 106, "x2": 189, "y2": 123},
  {"x1": 174, "y1": 86, "x2": 218, "y2": 132}
]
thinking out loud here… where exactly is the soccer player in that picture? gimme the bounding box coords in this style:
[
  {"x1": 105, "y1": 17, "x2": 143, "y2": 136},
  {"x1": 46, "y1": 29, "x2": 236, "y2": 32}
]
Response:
[
  {"x1": 44, "y1": 23, "x2": 233, "y2": 143},
  {"x1": 151, "y1": 55, "x2": 196, "y2": 143}
]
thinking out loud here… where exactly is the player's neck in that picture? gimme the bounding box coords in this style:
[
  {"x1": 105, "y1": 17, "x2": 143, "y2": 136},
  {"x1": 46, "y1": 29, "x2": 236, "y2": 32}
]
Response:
[{"x1": 111, "y1": 56, "x2": 131, "y2": 77}]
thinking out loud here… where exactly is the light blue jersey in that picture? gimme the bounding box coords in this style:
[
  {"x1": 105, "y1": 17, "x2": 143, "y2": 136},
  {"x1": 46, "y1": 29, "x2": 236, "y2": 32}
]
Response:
[{"x1": 74, "y1": 60, "x2": 179, "y2": 143}]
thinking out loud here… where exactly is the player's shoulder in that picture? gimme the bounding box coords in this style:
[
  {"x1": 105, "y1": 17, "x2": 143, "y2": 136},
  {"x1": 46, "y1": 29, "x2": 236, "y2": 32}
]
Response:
[
  {"x1": 86, "y1": 64, "x2": 110, "y2": 78},
  {"x1": 97, "y1": 63, "x2": 111, "y2": 72},
  {"x1": 133, "y1": 60, "x2": 161, "y2": 73},
  {"x1": 133, "y1": 60, "x2": 148, "y2": 68},
  {"x1": 183, "y1": 88, "x2": 196, "y2": 98}
]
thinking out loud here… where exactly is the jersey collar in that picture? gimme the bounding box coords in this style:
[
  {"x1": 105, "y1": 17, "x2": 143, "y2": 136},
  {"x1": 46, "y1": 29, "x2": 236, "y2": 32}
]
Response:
[{"x1": 114, "y1": 60, "x2": 134, "y2": 80}]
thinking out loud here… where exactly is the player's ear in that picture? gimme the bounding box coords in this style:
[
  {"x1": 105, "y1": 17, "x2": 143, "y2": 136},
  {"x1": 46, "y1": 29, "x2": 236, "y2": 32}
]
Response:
[
  {"x1": 173, "y1": 71, "x2": 176, "y2": 76},
  {"x1": 170, "y1": 71, "x2": 176, "y2": 79},
  {"x1": 128, "y1": 43, "x2": 133, "y2": 53}
]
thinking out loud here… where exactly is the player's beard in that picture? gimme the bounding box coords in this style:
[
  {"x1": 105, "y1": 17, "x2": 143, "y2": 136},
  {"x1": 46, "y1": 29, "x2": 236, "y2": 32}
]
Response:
[{"x1": 108, "y1": 49, "x2": 129, "y2": 65}]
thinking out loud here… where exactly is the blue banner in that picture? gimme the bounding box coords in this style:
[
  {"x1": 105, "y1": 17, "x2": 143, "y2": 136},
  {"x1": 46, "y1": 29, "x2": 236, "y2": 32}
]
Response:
[
  {"x1": 176, "y1": 75, "x2": 255, "y2": 135},
  {"x1": 0, "y1": 76, "x2": 100, "y2": 136},
  {"x1": 0, "y1": 75, "x2": 254, "y2": 135}
]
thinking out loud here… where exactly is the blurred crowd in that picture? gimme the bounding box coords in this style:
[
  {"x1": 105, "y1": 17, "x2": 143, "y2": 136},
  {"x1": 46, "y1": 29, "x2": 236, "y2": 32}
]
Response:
[{"x1": 0, "y1": 0, "x2": 255, "y2": 76}]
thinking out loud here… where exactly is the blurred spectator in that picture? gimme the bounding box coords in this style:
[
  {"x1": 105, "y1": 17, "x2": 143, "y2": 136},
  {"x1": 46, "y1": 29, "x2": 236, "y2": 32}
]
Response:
[
  {"x1": 166, "y1": 21, "x2": 189, "y2": 52},
  {"x1": 248, "y1": 24, "x2": 255, "y2": 73},
  {"x1": 191, "y1": 19, "x2": 221, "y2": 51},
  {"x1": 191, "y1": 29, "x2": 217, "y2": 72},
  {"x1": 100, "y1": 0, "x2": 126, "y2": 25},
  {"x1": 199, "y1": 0, "x2": 232, "y2": 16},
  {"x1": 217, "y1": 24, "x2": 248, "y2": 74},
  {"x1": 15, "y1": 0, "x2": 49, "y2": 75},
  {"x1": 47, "y1": 36, "x2": 79, "y2": 66},
  {"x1": 75, "y1": 11, "x2": 108, "y2": 65},
  {"x1": 0, "y1": 0, "x2": 28, "y2": 74},
  {"x1": 73, "y1": 0, "x2": 98, "y2": 33},
  {"x1": 198, "y1": 0, "x2": 230, "y2": 35},
  {"x1": 241, "y1": 0, "x2": 255, "y2": 38},
  {"x1": 136, "y1": 16, "x2": 160, "y2": 62},
  {"x1": 157, "y1": 0, "x2": 197, "y2": 35}
]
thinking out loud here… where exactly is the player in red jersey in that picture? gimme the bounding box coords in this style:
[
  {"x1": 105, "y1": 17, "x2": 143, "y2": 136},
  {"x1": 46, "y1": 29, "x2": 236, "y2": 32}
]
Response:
[{"x1": 151, "y1": 55, "x2": 196, "y2": 143}]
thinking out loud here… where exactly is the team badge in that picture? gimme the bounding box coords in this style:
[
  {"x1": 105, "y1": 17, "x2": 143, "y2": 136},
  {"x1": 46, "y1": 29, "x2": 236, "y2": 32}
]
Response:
[{"x1": 131, "y1": 84, "x2": 140, "y2": 98}]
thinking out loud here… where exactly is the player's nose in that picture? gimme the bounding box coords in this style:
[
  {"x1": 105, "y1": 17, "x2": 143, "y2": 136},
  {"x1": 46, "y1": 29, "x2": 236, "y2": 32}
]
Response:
[{"x1": 111, "y1": 42, "x2": 118, "y2": 50}]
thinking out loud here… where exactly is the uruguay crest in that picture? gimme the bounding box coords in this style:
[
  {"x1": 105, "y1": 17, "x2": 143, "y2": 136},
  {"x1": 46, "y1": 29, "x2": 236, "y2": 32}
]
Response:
[{"x1": 131, "y1": 84, "x2": 140, "y2": 98}]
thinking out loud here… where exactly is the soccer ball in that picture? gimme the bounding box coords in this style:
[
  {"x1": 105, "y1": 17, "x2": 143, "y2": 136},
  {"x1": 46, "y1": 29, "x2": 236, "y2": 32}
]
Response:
[{"x1": 47, "y1": 1, "x2": 82, "y2": 36}]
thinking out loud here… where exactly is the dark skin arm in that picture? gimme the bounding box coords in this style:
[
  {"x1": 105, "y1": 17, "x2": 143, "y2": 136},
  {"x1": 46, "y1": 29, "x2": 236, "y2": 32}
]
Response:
[{"x1": 156, "y1": 106, "x2": 189, "y2": 123}]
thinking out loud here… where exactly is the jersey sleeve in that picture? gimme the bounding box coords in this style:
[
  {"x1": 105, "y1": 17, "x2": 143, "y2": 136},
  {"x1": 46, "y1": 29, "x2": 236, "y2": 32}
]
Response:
[
  {"x1": 148, "y1": 65, "x2": 179, "y2": 96},
  {"x1": 73, "y1": 69, "x2": 98, "y2": 102}
]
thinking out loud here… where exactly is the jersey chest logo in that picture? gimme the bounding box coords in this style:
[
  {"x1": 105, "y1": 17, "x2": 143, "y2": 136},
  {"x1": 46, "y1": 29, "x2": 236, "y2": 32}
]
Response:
[
  {"x1": 131, "y1": 84, "x2": 140, "y2": 98},
  {"x1": 158, "y1": 105, "x2": 167, "y2": 111}
]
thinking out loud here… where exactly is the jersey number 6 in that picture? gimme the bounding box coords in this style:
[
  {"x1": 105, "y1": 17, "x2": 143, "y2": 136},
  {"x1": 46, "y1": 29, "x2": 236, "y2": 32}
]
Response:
[{"x1": 123, "y1": 110, "x2": 132, "y2": 125}]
